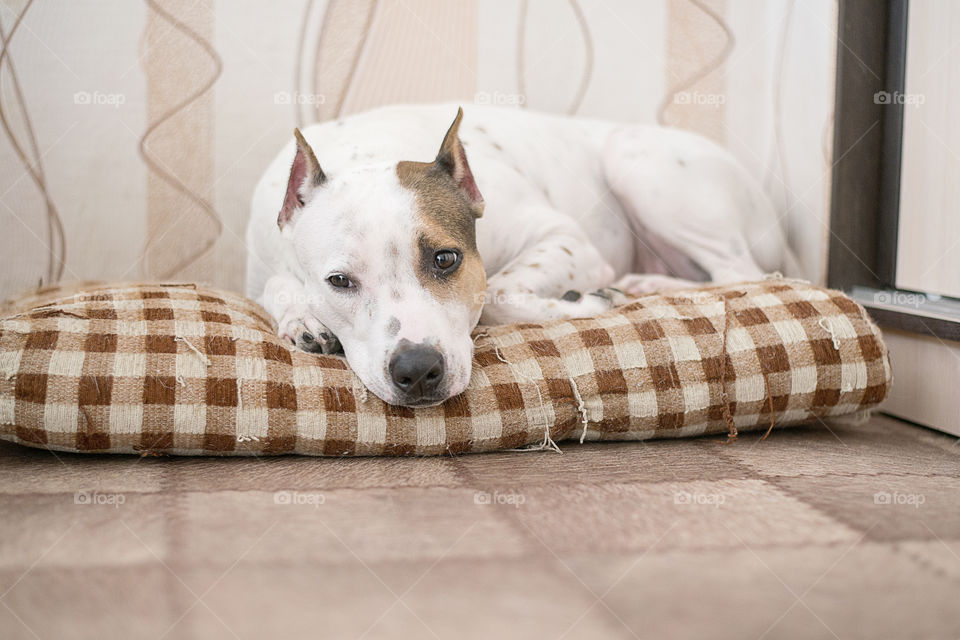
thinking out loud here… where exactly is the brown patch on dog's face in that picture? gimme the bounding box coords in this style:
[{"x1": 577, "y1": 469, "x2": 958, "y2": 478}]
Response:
[
  {"x1": 397, "y1": 159, "x2": 485, "y2": 311},
  {"x1": 414, "y1": 231, "x2": 486, "y2": 311},
  {"x1": 396, "y1": 107, "x2": 487, "y2": 315},
  {"x1": 397, "y1": 160, "x2": 478, "y2": 249}
]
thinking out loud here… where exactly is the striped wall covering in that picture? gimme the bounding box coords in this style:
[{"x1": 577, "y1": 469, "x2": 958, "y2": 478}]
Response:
[{"x1": 0, "y1": 0, "x2": 837, "y2": 303}]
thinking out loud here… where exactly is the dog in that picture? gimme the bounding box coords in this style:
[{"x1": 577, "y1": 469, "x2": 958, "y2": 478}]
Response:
[{"x1": 246, "y1": 103, "x2": 799, "y2": 407}]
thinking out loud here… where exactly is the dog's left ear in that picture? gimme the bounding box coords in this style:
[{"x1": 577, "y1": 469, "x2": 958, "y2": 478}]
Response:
[
  {"x1": 278, "y1": 129, "x2": 326, "y2": 228},
  {"x1": 434, "y1": 107, "x2": 484, "y2": 218}
]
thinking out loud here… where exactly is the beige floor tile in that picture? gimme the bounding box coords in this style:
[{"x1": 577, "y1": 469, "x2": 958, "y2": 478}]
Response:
[
  {"x1": 512, "y1": 479, "x2": 859, "y2": 554},
  {"x1": 165, "y1": 454, "x2": 463, "y2": 491},
  {"x1": 897, "y1": 538, "x2": 960, "y2": 582},
  {"x1": 171, "y1": 488, "x2": 533, "y2": 582},
  {"x1": 1, "y1": 414, "x2": 957, "y2": 639},
  {"x1": 0, "y1": 564, "x2": 191, "y2": 640},
  {"x1": 392, "y1": 557, "x2": 632, "y2": 639},
  {"x1": 187, "y1": 561, "x2": 430, "y2": 632},
  {"x1": 771, "y1": 474, "x2": 960, "y2": 542},
  {"x1": 716, "y1": 416, "x2": 960, "y2": 478},
  {"x1": 173, "y1": 558, "x2": 630, "y2": 640},
  {"x1": 0, "y1": 493, "x2": 168, "y2": 569},
  {"x1": 457, "y1": 438, "x2": 750, "y2": 488},
  {"x1": 564, "y1": 542, "x2": 960, "y2": 640},
  {"x1": 0, "y1": 441, "x2": 165, "y2": 494},
  {"x1": 908, "y1": 422, "x2": 960, "y2": 454}
]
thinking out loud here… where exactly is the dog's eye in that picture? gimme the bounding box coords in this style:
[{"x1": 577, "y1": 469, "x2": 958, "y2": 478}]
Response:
[
  {"x1": 327, "y1": 274, "x2": 354, "y2": 289},
  {"x1": 434, "y1": 250, "x2": 461, "y2": 271}
]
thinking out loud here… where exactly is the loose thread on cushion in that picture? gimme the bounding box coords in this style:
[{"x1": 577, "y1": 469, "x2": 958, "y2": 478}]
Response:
[
  {"x1": 175, "y1": 336, "x2": 211, "y2": 366},
  {"x1": 570, "y1": 378, "x2": 589, "y2": 444},
  {"x1": 719, "y1": 294, "x2": 737, "y2": 442}
]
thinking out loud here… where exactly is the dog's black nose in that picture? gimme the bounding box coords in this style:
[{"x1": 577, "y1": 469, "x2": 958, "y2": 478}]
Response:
[{"x1": 389, "y1": 343, "x2": 445, "y2": 402}]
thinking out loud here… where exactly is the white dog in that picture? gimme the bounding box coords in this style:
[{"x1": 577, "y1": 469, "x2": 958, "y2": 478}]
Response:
[{"x1": 246, "y1": 103, "x2": 797, "y2": 407}]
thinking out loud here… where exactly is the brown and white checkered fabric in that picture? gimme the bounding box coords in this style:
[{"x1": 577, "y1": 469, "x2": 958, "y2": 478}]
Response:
[{"x1": 0, "y1": 279, "x2": 891, "y2": 456}]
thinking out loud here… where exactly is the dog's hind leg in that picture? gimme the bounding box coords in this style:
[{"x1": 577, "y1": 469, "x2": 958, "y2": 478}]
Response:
[
  {"x1": 611, "y1": 273, "x2": 702, "y2": 297},
  {"x1": 601, "y1": 125, "x2": 787, "y2": 286}
]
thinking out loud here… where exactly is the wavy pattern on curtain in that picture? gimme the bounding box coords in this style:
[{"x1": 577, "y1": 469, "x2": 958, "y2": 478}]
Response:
[
  {"x1": 0, "y1": 0, "x2": 65, "y2": 286},
  {"x1": 138, "y1": 0, "x2": 222, "y2": 279}
]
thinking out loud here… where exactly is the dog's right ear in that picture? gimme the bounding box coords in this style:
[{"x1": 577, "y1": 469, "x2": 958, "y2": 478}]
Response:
[
  {"x1": 278, "y1": 129, "x2": 326, "y2": 228},
  {"x1": 434, "y1": 107, "x2": 484, "y2": 218}
]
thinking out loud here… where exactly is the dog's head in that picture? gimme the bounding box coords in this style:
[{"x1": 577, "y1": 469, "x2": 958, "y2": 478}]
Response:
[{"x1": 276, "y1": 108, "x2": 486, "y2": 407}]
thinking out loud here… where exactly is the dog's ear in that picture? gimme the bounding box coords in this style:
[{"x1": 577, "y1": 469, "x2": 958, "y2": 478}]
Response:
[
  {"x1": 278, "y1": 129, "x2": 326, "y2": 228},
  {"x1": 434, "y1": 107, "x2": 484, "y2": 218}
]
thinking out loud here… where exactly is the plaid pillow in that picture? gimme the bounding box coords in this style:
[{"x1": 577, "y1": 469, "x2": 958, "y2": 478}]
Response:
[{"x1": 0, "y1": 279, "x2": 891, "y2": 456}]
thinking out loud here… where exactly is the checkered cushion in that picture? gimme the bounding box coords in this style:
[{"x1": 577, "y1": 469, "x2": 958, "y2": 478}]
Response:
[{"x1": 0, "y1": 279, "x2": 891, "y2": 456}]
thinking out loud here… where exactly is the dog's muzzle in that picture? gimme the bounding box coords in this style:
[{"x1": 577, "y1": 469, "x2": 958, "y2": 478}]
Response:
[{"x1": 388, "y1": 341, "x2": 446, "y2": 405}]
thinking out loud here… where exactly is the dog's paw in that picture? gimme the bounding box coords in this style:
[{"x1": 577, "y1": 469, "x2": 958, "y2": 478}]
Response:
[
  {"x1": 297, "y1": 329, "x2": 342, "y2": 355},
  {"x1": 612, "y1": 273, "x2": 700, "y2": 297},
  {"x1": 278, "y1": 311, "x2": 342, "y2": 355},
  {"x1": 560, "y1": 287, "x2": 629, "y2": 318},
  {"x1": 587, "y1": 287, "x2": 629, "y2": 308}
]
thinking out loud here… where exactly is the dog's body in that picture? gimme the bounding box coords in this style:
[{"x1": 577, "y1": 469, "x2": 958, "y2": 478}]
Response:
[{"x1": 246, "y1": 103, "x2": 797, "y2": 406}]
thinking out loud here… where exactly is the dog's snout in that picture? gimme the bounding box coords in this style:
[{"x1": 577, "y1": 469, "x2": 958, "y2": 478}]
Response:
[{"x1": 389, "y1": 343, "x2": 445, "y2": 402}]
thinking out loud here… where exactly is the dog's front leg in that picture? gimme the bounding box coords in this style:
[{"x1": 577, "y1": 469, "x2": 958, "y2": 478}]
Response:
[
  {"x1": 260, "y1": 274, "x2": 341, "y2": 354},
  {"x1": 480, "y1": 223, "x2": 626, "y2": 324}
]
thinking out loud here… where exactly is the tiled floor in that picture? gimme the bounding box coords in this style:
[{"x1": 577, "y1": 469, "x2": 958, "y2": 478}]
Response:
[{"x1": 1, "y1": 414, "x2": 959, "y2": 639}]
